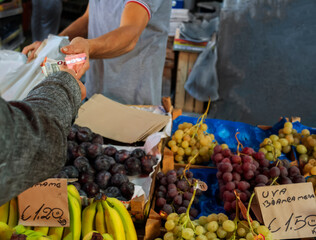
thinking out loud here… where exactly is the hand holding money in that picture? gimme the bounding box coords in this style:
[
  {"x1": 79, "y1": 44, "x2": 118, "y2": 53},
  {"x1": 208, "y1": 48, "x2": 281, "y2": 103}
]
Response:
[{"x1": 40, "y1": 53, "x2": 87, "y2": 78}]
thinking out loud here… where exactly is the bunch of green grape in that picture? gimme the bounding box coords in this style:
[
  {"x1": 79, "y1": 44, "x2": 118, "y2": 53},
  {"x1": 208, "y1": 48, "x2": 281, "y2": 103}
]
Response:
[
  {"x1": 294, "y1": 129, "x2": 316, "y2": 164},
  {"x1": 258, "y1": 122, "x2": 295, "y2": 161},
  {"x1": 168, "y1": 122, "x2": 218, "y2": 165},
  {"x1": 259, "y1": 121, "x2": 316, "y2": 163},
  {"x1": 155, "y1": 213, "x2": 273, "y2": 240}
]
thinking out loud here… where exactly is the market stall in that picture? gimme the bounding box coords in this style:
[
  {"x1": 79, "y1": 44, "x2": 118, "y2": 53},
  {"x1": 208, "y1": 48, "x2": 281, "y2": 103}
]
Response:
[
  {"x1": 1, "y1": 1, "x2": 316, "y2": 240},
  {"x1": 1, "y1": 96, "x2": 316, "y2": 240}
]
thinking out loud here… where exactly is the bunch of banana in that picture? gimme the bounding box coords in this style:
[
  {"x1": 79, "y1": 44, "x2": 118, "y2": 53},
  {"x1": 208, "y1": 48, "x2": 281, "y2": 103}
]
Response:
[
  {"x1": 25, "y1": 184, "x2": 82, "y2": 240},
  {"x1": 81, "y1": 196, "x2": 137, "y2": 240},
  {"x1": 61, "y1": 184, "x2": 82, "y2": 240},
  {"x1": 0, "y1": 197, "x2": 19, "y2": 228},
  {"x1": 4, "y1": 184, "x2": 82, "y2": 240}
]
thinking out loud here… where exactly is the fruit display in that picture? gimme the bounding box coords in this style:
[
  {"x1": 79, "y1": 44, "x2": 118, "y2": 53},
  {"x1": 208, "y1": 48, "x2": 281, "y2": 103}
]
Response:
[
  {"x1": 155, "y1": 175, "x2": 273, "y2": 240},
  {"x1": 259, "y1": 121, "x2": 316, "y2": 164},
  {"x1": 168, "y1": 121, "x2": 217, "y2": 165},
  {"x1": 0, "y1": 185, "x2": 137, "y2": 240},
  {"x1": 157, "y1": 212, "x2": 273, "y2": 240},
  {"x1": 0, "y1": 185, "x2": 82, "y2": 240},
  {"x1": 155, "y1": 169, "x2": 202, "y2": 218},
  {"x1": 211, "y1": 145, "x2": 305, "y2": 218},
  {"x1": 81, "y1": 194, "x2": 137, "y2": 240},
  {"x1": 54, "y1": 124, "x2": 159, "y2": 200}
]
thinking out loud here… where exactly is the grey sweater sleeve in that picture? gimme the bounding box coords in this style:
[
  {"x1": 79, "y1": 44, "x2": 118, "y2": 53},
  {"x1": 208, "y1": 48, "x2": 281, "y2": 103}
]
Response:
[{"x1": 0, "y1": 71, "x2": 81, "y2": 205}]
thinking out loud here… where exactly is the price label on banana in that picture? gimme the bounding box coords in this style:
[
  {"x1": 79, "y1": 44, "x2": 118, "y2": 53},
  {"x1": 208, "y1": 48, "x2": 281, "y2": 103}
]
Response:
[{"x1": 17, "y1": 178, "x2": 70, "y2": 227}]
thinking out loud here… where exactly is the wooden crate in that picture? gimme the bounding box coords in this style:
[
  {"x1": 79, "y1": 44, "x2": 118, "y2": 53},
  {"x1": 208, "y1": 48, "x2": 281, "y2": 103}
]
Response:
[{"x1": 175, "y1": 51, "x2": 205, "y2": 113}]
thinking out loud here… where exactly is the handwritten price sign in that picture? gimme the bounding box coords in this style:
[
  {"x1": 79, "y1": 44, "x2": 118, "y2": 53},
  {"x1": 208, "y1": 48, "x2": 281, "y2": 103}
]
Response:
[
  {"x1": 18, "y1": 178, "x2": 69, "y2": 227},
  {"x1": 255, "y1": 182, "x2": 316, "y2": 239}
]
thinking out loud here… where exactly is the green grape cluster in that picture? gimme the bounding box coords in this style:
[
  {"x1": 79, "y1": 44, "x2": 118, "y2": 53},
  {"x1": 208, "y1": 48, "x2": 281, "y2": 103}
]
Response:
[
  {"x1": 259, "y1": 122, "x2": 296, "y2": 161},
  {"x1": 259, "y1": 121, "x2": 316, "y2": 163},
  {"x1": 168, "y1": 122, "x2": 218, "y2": 165},
  {"x1": 155, "y1": 213, "x2": 273, "y2": 240}
]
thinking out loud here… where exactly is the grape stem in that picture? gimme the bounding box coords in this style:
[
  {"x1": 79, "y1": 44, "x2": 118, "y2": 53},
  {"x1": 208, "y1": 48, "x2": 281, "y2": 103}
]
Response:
[
  {"x1": 235, "y1": 132, "x2": 243, "y2": 156},
  {"x1": 191, "y1": 99, "x2": 211, "y2": 138},
  {"x1": 247, "y1": 193, "x2": 256, "y2": 235},
  {"x1": 230, "y1": 193, "x2": 240, "y2": 240},
  {"x1": 183, "y1": 153, "x2": 199, "y2": 186},
  {"x1": 182, "y1": 180, "x2": 197, "y2": 231},
  {"x1": 270, "y1": 176, "x2": 279, "y2": 185}
]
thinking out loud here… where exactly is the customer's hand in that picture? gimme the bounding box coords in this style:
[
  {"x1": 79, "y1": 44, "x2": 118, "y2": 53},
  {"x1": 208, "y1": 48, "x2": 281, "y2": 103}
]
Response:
[
  {"x1": 22, "y1": 41, "x2": 42, "y2": 63},
  {"x1": 60, "y1": 65, "x2": 86, "y2": 101},
  {"x1": 61, "y1": 37, "x2": 90, "y2": 79}
]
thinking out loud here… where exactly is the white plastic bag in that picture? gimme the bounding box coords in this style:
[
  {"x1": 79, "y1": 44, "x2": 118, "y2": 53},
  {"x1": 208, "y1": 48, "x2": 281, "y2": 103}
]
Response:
[{"x1": 0, "y1": 35, "x2": 69, "y2": 101}]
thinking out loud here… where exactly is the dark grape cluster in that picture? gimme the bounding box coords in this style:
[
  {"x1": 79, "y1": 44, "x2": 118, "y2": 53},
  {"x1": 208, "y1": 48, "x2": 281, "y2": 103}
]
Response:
[
  {"x1": 58, "y1": 125, "x2": 159, "y2": 199},
  {"x1": 154, "y1": 168, "x2": 201, "y2": 219},
  {"x1": 211, "y1": 145, "x2": 305, "y2": 218},
  {"x1": 54, "y1": 125, "x2": 148, "y2": 200}
]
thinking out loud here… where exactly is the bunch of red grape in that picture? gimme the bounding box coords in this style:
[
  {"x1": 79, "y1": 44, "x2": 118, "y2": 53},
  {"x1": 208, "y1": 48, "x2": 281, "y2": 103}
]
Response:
[
  {"x1": 211, "y1": 145, "x2": 305, "y2": 218},
  {"x1": 155, "y1": 168, "x2": 202, "y2": 218}
]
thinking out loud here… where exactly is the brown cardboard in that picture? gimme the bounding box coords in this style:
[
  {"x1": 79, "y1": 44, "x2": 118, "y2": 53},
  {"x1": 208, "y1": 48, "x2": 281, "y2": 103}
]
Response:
[
  {"x1": 255, "y1": 182, "x2": 316, "y2": 239},
  {"x1": 75, "y1": 94, "x2": 170, "y2": 143},
  {"x1": 144, "y1": 217, "x2": 161, "y2": 240},
  {"x1": 18, "y1": 179, "x2": 69, "y2": 227},
  {"x1": 250, "y1": 195, "x2": 263, "y2": 223}
]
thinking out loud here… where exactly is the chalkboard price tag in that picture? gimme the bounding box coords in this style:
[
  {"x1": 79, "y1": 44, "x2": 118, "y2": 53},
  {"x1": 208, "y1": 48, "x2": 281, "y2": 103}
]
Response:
[
  {"x1": 255, "y1": 182, "x2": 316, "y2": 239},
  {"x1": 18, "y1": 178, "x2": 69, "y2": 227}
]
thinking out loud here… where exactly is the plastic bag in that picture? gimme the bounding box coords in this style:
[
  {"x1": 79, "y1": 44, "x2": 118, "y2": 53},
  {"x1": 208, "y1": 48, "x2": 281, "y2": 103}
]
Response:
[
  {"x1": 184, "y1": 40, "x2": 219, "y2": 102},
  {"x1": 180, "y1": 17, "x2": 219, "y2": 42},
  {"x1": 0, "y1": 35, "x2": 69, "y2": 101}
]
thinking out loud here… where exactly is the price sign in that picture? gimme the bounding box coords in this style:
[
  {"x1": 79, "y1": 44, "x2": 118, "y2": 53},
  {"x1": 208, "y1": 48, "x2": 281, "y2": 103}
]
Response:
[
  {"x1": 255, "y1": 182, "x2": 316, "y2": 239},
  {"x1": 18, "y1": 178, "x2": 69, "y2": 227}
]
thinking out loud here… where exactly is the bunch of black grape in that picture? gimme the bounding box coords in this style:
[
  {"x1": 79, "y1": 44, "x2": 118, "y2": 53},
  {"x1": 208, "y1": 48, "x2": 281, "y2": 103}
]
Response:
[
  {"x1": 54, "y1": 125, "x2": 157, "y2": 199},
  {"x1": 155, "y1": 168, "x2": 202, "y2": 219},
  {"x1": 211, "y1": 145, "x2": 305, "y2": 218}
]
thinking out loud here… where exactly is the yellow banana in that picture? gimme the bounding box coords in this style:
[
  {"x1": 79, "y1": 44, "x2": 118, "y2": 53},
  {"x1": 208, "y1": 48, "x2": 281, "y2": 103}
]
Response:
[
  {"x1": 7, "y1": 198, "x2": 18, "y2": 228},
  {"x1": 102, "y1": 233, "x2": 114, "y2": 240},
  {"x1": 48, "y1": 226, "x2": 64, "y2": 240},
  {"x1": 102, "y1": 201, "x2": 125, "y2": 240},
  {"x1": 95, "y1": 202, "x2": 106, "y2": 234},
  {"x1": 67, "y1": 185, "x2": 81, "y2": 208},
  {"x1": 0, "y1": 201, "x2": 10, "y2": 224},
  {"x1": 63, "y1": 194, "x2": 81, "y2": 240},
  {"x1": 34, "y1": 226, "x2": 49, "y2": 235},
  {"x1": 62, "y1": 226, "x2": 71, "y2": 239},
  {"x1": 81, "y1": 202, "x2": 97, "y2": 239},
  {"x1": 106, "y1": 198, "x2": 137, "y2": 240},
  {"x1": 0, "y1": 221, "x2": 13, "y2": 240}
]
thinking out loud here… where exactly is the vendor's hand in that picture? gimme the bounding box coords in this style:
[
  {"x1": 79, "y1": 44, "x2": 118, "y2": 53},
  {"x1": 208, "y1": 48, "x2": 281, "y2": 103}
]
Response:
[
  {"x1": 60, "y1": 65, "x2": 86, "y2": 101},
  {"x1": 22, "y1": 41, "x2": 42, "y2": 63},
  {"x1": 61, "y1": 37, "x2": 90, "y2": 79}
]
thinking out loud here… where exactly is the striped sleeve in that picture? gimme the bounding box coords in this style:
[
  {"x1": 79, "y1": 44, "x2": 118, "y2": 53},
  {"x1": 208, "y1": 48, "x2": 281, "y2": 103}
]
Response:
[{"x1": 126, "y1": 0, "x2": 152, "y2": 19}]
